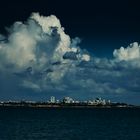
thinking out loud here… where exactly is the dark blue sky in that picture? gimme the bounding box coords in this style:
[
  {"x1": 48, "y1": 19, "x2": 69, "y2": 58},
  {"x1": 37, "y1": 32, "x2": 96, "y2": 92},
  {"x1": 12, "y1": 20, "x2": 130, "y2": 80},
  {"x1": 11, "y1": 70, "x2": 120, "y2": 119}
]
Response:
[{"x1": 0, "y1": 0, "x2": 140, "y2": 57}]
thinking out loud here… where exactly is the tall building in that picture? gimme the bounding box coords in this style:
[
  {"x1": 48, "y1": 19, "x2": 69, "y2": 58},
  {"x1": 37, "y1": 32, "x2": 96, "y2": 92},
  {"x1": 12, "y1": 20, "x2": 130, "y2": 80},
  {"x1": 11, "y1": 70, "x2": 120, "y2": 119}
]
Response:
[{"x1": 50, "y1": 96, "x2": 55, "y2": 103}]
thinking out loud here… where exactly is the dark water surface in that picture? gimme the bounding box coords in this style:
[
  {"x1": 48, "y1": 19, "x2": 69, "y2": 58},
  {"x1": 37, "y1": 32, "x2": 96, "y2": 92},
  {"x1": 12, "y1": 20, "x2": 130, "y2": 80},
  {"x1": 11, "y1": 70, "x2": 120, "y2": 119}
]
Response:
[{"x1": 0, "y1": 107, "x2": 140, "y2": 140}]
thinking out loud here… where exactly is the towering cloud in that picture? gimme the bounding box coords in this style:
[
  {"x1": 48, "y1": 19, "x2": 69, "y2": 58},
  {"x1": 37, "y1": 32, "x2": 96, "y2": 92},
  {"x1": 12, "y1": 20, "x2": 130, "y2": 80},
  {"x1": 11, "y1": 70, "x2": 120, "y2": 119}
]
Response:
[
  {"x1": 0, "y1": 13, "x2": 90, "y2": 92},
  {"x1": 0, "y1": 13, "x2": 90, "y2": 70}
]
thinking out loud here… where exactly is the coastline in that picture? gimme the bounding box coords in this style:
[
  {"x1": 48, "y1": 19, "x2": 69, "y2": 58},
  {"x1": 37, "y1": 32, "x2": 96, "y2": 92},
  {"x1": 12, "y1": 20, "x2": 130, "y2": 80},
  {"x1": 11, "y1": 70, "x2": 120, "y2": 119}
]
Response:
[{"x1": 0, "y1": 103, "x2": 139, "y2": 109}]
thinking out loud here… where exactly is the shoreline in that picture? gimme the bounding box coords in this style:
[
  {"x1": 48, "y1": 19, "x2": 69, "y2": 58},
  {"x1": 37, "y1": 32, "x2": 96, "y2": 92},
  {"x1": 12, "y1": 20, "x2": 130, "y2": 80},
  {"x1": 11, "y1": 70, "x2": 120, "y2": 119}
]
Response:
[{"x1": 0, "y1": 104, "x2": 139, "y2": 109}]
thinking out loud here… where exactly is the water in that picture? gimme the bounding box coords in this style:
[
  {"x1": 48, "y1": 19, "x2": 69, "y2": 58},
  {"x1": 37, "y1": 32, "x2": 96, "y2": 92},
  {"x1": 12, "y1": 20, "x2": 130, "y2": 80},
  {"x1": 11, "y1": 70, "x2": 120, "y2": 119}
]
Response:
[{"x1": 0, "y1": 107, "x2": 140, "y2": 140}]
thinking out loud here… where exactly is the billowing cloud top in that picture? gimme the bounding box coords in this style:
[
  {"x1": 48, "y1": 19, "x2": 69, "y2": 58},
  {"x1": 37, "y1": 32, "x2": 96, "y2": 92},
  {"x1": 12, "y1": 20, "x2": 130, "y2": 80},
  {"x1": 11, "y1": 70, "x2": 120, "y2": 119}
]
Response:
[
  {"x1": 0, "y1": 13, "x2": 140, "y2": 104},
  {"x1": 0, "y1": 13, "x2": 89, "y2": 70},
  {"x1": 113, "y1": 42, "x2": 140, "y2": 61}
]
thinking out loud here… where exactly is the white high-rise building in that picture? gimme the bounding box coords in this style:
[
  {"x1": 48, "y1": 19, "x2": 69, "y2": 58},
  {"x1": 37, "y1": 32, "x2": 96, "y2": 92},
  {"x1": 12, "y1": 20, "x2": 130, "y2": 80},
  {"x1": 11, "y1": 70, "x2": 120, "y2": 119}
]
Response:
[{"x1": 50, "y1": 96, "x2": 56, "y2": 103}]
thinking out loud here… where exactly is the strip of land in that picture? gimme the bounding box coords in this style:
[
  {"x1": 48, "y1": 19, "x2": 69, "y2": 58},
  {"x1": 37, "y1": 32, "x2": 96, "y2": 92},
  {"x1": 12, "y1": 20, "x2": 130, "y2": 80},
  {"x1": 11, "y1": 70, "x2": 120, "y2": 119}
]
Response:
[{"x1": 0, "y1": 101, "x2": 138, "y2": 108}]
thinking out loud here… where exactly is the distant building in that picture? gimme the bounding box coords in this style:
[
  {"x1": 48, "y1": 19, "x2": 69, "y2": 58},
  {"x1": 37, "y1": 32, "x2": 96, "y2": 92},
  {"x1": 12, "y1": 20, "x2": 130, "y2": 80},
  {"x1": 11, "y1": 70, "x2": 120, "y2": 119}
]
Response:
[
  {"x1": 50, "y1": 96, "x2": 56, "y2": 103},
  {"x1": 90, "y1": 98, "x2": 107, "y2": 105},
  {"x1": 107, "y1": 100, "x2": 111, "y2": 104},
  {"x1": 56, "y1": 100, "x2": 60, "y2": 103},
  {"x1": 88, "y1": 100, "x2": 93, "y2": 105},
  {"x1": 63, "y1": 97, "x2": 74, "y2": 104},
  {"x1": 75, "y1": 100, "x2": 80, "y2": 103},
  {"x1": 102, "y1": 99, "x2": 106, "y2": 105}
]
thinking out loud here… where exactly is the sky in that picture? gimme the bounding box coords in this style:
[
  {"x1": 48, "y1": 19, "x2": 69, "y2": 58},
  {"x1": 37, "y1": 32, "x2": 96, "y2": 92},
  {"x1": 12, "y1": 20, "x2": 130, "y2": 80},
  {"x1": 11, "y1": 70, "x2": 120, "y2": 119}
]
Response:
[{"x1": 0, "y1": 0, "x2": 140, "y2": 104}]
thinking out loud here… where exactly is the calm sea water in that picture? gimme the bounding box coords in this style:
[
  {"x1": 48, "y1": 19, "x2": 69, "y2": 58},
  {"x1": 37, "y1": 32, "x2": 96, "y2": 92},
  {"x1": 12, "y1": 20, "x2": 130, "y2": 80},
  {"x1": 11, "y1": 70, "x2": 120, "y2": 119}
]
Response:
[{"x1": 0, "y1": 107, "x2": 140, "y2": 140}]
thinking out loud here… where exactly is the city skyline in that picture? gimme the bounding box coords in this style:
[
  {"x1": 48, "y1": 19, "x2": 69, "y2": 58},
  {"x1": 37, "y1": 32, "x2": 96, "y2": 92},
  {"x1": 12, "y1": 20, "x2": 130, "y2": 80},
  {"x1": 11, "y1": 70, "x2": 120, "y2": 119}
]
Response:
[{"x1": 1, "y1": 96, "x2": 133, "y2": 108}]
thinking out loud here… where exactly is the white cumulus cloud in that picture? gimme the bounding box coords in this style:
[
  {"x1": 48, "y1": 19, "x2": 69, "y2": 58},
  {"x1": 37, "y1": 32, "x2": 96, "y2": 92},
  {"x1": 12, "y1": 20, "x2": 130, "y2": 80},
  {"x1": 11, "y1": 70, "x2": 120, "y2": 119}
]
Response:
[{"x1": 113, "y1": 42, "x2": 140, "y2": 61}]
